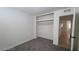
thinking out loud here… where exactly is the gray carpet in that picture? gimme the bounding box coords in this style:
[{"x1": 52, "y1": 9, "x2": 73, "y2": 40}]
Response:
[{"x1": 7, "y1": 37, "x2": 70, "y2": 51}]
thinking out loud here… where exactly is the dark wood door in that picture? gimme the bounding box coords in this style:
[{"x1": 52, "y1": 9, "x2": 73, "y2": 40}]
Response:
[{"x1": 59, "y1": 15, "x2": 73, "y2": 49}]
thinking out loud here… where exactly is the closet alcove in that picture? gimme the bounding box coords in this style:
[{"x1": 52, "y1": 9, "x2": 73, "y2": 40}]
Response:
[{"x1": 36, "y1": 12, "x2": 54, "y2": 40}]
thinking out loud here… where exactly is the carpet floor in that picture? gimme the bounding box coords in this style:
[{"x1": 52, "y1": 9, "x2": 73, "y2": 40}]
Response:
[{"x1": 7, "y1": 37, "x2": 70, "y2": 51}]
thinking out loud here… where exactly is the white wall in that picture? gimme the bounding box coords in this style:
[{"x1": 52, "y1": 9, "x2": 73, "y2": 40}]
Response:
[
  {"x1": 36, "y1": 13, "x2": 53, "y2": 40},
  {"x1": 37, "y1": 21, "x2": 53, "y2": 40},
  {"x1": 0, "y1": 8, "x2": 35, "y2": 50},
  {"x1": 34, "y1": 16, "x2": 37, "y2": 38}
]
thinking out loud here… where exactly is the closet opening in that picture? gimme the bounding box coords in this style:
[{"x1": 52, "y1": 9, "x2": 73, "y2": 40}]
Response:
[{"x1": 36, "y1": 13, "x2": 54, "y2": 40}]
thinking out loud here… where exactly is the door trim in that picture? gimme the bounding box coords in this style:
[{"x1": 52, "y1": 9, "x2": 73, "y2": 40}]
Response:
[
  {"x1": 70, "y1": 10, "x2": 76, "y2": 51},
  {"x1": 58, "y1": 13, "x2": 75, "y2": 51}
]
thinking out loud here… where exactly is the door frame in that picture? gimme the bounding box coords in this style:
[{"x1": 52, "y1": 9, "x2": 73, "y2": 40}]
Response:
[
  {"x1": 58, "y1": 15, "x2": 73, "y2": 49},
  {"x1": 58, "y1": 12, "x2": 75, "y2": 51},
  {"x1": 70, "y1": 9, "x2": 76, "y2": 51}
]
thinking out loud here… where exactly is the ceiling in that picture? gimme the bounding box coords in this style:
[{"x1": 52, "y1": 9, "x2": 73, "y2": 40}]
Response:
[{"x1": 15, "y1": 7, "x2": 68, "y2": 16}]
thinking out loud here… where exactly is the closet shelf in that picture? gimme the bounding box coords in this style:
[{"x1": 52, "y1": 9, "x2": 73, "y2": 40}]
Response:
[
  {"x1": 37, "y1": 12, "x2": 54, "y2": 17},
  {"x1": 36, "y1": 18, "x2": 53, "y2": 22}
]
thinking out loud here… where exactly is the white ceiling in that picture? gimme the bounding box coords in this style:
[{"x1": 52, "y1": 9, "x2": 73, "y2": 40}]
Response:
[{"x1": 15, "y1": 7, "x2": 68, "y2": 15}]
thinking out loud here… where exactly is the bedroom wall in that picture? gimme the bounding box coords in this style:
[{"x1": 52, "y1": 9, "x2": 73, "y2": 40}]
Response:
[{"x1": 0, "y1": 8, "x2": 35, "y2": 50}]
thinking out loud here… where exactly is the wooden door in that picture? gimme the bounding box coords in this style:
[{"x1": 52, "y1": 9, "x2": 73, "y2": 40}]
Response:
[{"x1": 59, "y1": 15, "x2": 73, "y2": 49}]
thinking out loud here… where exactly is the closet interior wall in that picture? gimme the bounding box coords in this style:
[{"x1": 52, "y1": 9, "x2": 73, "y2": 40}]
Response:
[{"x1": 36, "y1": 13, "x2": 54, "y2": 40}]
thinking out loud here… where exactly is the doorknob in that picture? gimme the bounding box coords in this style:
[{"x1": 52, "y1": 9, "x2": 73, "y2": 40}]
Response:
[
  {"x1": 70, "y1": 34, "x2": 78, "y2": 38},
  {"x1": 71, "y1": 36, "x2": 77, "y2": 38},
  {"x1": 70, "y1": 35, "x2": 75, "y2": 38}
]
